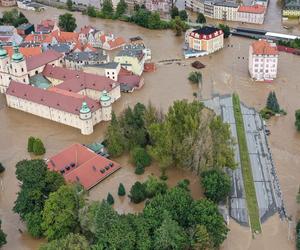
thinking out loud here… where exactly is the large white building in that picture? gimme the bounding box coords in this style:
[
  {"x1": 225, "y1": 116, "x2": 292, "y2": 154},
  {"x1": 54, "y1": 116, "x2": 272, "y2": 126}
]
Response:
[
  {"x1": 213, "y1": 2, "x2": 239, "y2": 21},
  {"x1": 237, "y1": 4, "x2": 266, "y2": 24},
  {"x1": 248, "y1": 40, "x2": 279, "y2": 81},
  {"x1": 0, "y1": 45, "x2": 121, "y2": 135}
]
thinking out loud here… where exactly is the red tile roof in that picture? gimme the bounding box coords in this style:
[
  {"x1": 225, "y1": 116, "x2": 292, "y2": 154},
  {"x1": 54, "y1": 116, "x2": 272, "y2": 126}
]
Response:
[
  {"x1": 51, "y1": 30, "x2": 79, "y2": 43},
  {"x1": 24, "y1": 33, "x2": 56, "y2": 43},
  {"x1": 80, "y1": 25, "x2": 95, "y2": 35},
  {"x1": 26, "y1": 50, "x2": 63, "y2": 71},
  {"x1": 118, "y1": 74, "x2": 142, "y2": 88},
  {"x1": 106, "y1": 37, "x2": 126, "y2": 50},
  {"x1": 43, "y1": 65, "x2": 119, "y2": 93},
  {"x1": 6, "y1": 81, "x2": 100, "y2": 115},
  {"x1": 238, "y1": 4, "x2": 265, "y2": 14},
  {"x1": 4, "y1": 46, "x2": 42, "y2": 58},
  {"x1": 47, "y1": 143, "x2": 121, "y2": 190},
  {"x1": 251, "y1": 40, "x2": 278, "y2": 55}
]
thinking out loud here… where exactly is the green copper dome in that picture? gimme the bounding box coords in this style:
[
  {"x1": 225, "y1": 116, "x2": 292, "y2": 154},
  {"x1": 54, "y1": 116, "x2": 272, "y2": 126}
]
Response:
[
  {"x1": 80, "y1": 102, "x2": 91, "y2": 114},
  {"x1": 100, "y1": 90, "x2": 111, "y2": 102},
  {"x1": 0, "y1": 44, "x2": 7, "y2": 58},
  {"x1": 12, "y1": 45, "x2": 24, "y2": 62}
]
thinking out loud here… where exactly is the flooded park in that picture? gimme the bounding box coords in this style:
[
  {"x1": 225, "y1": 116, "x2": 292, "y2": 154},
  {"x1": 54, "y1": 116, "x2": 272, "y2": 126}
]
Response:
[{"x1": 0, "y1": 2, "x2": 300, "y2": 249}]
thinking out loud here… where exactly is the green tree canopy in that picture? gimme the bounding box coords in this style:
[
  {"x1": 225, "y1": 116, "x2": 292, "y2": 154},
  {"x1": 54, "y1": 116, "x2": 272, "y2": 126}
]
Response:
[
  {"x1": 27, "y1": 136, "x2": 35, "y2": 153},
  {"x1": 170, "y1": 6, "x2": 179, "y2": 19},
  {"x1": 115, "y1": 0, "x2": 127, "y2": 17},
  {"x1": 128, "y1": 181, "x2": 147, "y2": 203},
  {"x1": 196, "y1": 13, "x2": 206, "y2": 24},
  {"x1": 32, "y1": 138, "x2": 46, "y2": 155},
  {"x1": 42, "y1": 185, "x2": 85, "y2": 241},
  {"x1": 102, "y1": 0, "x2": 114, "y2": 17},
  {"x1": 25, "y1": 212, "x2": 44, "y2": 238},
  {"x1": 107, "y1": 192, "x2": 114, "y2": 205},
  {"x1": 0, "y1": 220, "x2": 6, "y2": 248},
  {"x1": 58, "y1": 13, "x2": 77, "y2": 32},
  {"x1": 130, "y1": 146, "x2": 152, "y2": 167},
  {"x1": 118, "y1": 183, "x2": 126, "y2": 196},
  {"x1": 179, "y1": 10, "x2": 188, "y2": 21},
  {"x1": 201, "y1": 169, "x2": 231, "y2": 203},
  {"x1": 188, "y1": 71, "x2": 202, "y2": 84},
  {"x1": 144, "y1": 175, "x2": 168, "y2": 198},
  {"x1": 86, "y1": 6, "x2": 97, "y2": 17},
  {"x1": 295, "y1": 109, "x2": 300, "y2": 131},
  {"x1": 218, "y1": 24, "x2": 230, "y2": 38},
  {"x1": 66, "y1": 0, "x2": 73, "y2": 11},
  {"x1": 1, "y1": 9, "x2": 28, "y2": 27},
  {"x1": 39, "y1": 233, "x2": 90, "y2": 250},
  {"x1": 266, "y1": 91, "x2": 280, "y2": 113},
  {"x1": 191, "y1": 224, "x2": 212, "y2": 250}
]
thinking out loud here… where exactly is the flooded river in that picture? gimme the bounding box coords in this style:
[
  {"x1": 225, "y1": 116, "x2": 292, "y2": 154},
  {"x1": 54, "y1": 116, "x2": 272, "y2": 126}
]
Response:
[{"x1": 0, "y1": 4, "x2": 299, "y2": 250}]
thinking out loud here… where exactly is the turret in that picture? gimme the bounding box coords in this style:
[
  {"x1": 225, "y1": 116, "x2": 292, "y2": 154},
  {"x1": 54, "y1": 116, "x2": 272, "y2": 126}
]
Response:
[
  {"x1": 0, "y1": 43, "x2": 9, "y2": 73},
  {"x1": 10, "y1": 44, "x2": 28, "y2": 82},
  {"x1": 79, "y1": 101, "x2": 93, "y2": 135},
  {"x1": 100, "y1": 90, "x2": 112, "y2": 121}
]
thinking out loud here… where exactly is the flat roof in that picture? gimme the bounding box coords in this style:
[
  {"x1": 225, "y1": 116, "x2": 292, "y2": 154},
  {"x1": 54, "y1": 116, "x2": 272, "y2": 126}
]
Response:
[{"x1": 265, "y1": 32, "x2": 299, "y2": 40}]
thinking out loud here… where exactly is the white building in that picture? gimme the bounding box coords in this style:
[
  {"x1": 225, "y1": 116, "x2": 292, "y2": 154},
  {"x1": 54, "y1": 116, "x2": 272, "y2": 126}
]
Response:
[
  {"x1": 237, "y1": 4, "x2": 266, "y2": 24},
  {"x1": 185, "y1": 0, "x2": 204, "y2": 13},
  {"x1": 213, "y1": 2, "x2": 239, "y2": 21},
  {"x1": 248, "y1": 39, "x2": 278, "y2": 81},
  {"x1": 145, "y1": 0, "x2": 172, "y2": 13}
]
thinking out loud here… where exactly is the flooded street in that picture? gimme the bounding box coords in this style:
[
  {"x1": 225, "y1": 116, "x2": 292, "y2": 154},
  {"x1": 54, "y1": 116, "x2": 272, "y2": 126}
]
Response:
[{"x1": 0, "y1": 5, "x2": 299, "y2": 250}]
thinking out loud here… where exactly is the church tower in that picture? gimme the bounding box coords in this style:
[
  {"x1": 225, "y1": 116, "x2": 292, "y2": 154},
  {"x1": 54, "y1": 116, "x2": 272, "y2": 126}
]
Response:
[
  {"x1": 10, "y1": 44, "x2": 29, "y2": 84},
  {"x1": 79, "y1": 101, "x2": 93, "y2": 135},
  {"x1": 100, "y1": 90, "x2": 112, "y2": 121},
  {"x1": 0, "y1": 44, "x2": 10, "y2": 93}
]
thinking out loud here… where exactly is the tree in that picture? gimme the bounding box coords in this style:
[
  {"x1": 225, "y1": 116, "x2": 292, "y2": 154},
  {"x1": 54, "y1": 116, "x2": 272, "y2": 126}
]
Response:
[
  {"x1": 188, "y1": 71, "x2": 202, "y2": 84},
  {"x1": 201, "y1": 170, "x2": 231, "y2": 203},
  {"x1": 218, "y1": 24, "x2": 230, "y2": 38},
  {"x1": 32, "y1": 138, "x2": 46, "y2": 155},
  {"x1": 58, "y1": 13, "x2": 77, "y2": 32},
  {"x1": 196, "y1": 13, "x2": 206, "y2": 24},
  {"x1": 66, "y1": 0, "x2": 73, "y2": 11},
  {"x1": 102, "y1": 0, "x2": 114, "y2": 17},
  {"x1": 266, "y1": 91, "x2": 280, "y2": 113},
  {"x1": 148, "y1": 12, "x2": 163, "y2": 29},
  {"x1": 297, "y1": 220, "x2": 300, "y2": 250},
  {"x1": 42, "y1": 185, "x2": 85, "y2": 241},
  {"x1": 27, "y1": 136, "x2": 35, "y2": 152},
  {"x1": 172, "y1": 16, "x2": 187, "y2": 36},
  {"x1": 176, "y1": 179, "x2": 190, "y2": 191},
  {"x1": 86, "y1": 6, "x2": 97, "y2": 17},
  {"x1": 179, "y1": 10, "x2": 188, "y2": 21},
  {"x1": 170, "y1": 6, "x2": 179, "y2": 19},
  {"x1": 25, "y1": 212, "x2": 44, "y2": 238},
  {"x1": 191, "y1": 225, "x2": 212, "y2": 250},
  {"x1": 189, "y1": 199, "x2": 229, "y2": 247},
  {"x1": 115, "y1": 0, "x2": 127, "y2": 17},
  {"x1": 295, "y1": 109, "x2": 300, "y2": 131},
  {"x1": 130, "y1": 146, "x2": 152, "y2": 167},
  {"x1": 135, "y1": 163, "x2": 145, "y2": 175},
  {"x1": 128, "y1": 181, "x2": 147, "y2": 203},
  {"x1": 0, "y1": 220, "x2": 6, "y2": 248},
  {"x1": 144, "y1": 175, "x2": 168, "y2": 198},
  {"x1": 107, "y1": 192, "x2": 114, "y2": 205},
  {"x1": 40, "y1": 233, "x2": 90, "y2": 250},
  {"x1": 153, "y1": 212, "x2": 189, "y2": 250},
  {"x1": 1, "y1": 9, "x2": 28, "y2": 27},
  {"x1": 106, "y1": 112, "x2": 126, "y2": 157},
  {"x1": 0, "y1": 162, "x2": 5, "y2": 173},
  {"x1": 118, "y1": 183, "x2": 126, "y2": 196}
]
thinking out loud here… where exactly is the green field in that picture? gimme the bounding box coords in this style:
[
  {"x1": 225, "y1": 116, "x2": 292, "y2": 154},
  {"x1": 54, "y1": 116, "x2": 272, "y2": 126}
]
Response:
[{"x1": 232, "y1": 94, "x2": 261, "y2": 233}]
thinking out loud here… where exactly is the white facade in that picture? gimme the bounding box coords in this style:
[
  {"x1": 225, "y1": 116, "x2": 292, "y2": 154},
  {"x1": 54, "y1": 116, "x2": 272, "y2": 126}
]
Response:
[
  {"x1": 213, "y1": 3, "x2": 239, "y2": 21},
  {"x1": 185, "y1": 0, "x2": 204, "y2": 13},
  {"x1": 248, "y1": 41, "x2": 278, "y2": 81}
]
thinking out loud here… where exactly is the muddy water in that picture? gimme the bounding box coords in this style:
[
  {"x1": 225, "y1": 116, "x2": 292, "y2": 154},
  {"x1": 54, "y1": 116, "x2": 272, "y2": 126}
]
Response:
[{"x1": 0, "y1": 5, "x2": 299, "y2": 250}]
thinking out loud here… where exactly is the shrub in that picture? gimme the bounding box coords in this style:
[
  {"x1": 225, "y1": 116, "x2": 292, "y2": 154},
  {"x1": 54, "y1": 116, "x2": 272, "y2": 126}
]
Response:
[
  {"x1": 201, "y1": 170, "x2": 231, "y2": 203},
  {"x1": 135, "y1": 164, "x2": 145, "y2": 175},
  {"x1": 118, "y1": 183, "x2": 126, "y2": 196},
  {"x1": 144, "y1": 176, "x2": 168, "y2": 198},
  {"x1": 188, "y1": 71, "x2": 202, "y2": 84},
  {"x1": 32, "y1": 138, "x2": 46, "y2": 155},
  {"x1": 27, "y1": 136, "x2": 35, "y2": 152},
  {"x1": 107, "y1": 193, "x2": 114, "y2": 205},
  {"x1": 0, "y1": 163, "x2": 5, "y2": 173},
  {"x1": 259, "y1": 107, "x2": 274, "y2": 120},
  {"x1": 295, "y1": 110, "x2": 300, "y2": 131},
  {"x1": 177, "y1": 179, "x2": 190, "y2": 191},
  {"x1": 128, "y1": 181, "x2": 147, "y2": 203},
  {"x1": 131, "y1": 146, "x2": 152, "y2": 167}
]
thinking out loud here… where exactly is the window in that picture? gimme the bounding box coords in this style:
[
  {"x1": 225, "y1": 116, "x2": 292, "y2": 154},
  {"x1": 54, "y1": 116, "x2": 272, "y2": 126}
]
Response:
[{"x1": 21, "y1": 68, "x2": 24, "y2": 72}]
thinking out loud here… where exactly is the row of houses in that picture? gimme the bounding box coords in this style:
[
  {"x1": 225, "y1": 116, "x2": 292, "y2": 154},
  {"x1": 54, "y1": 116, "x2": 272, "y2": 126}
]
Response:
[{"x1": 185, "y1": 0, "x2": 267, "y2": 24}]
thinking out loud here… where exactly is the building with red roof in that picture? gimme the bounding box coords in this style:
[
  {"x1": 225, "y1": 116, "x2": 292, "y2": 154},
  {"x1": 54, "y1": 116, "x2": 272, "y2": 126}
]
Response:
[
  {"x1": 47, "y1": 143, "x2": 121, "y2": 190},
  {"x1": 36, "y1": 19, "x2": 57, "y2": 33},
  {"x1": 249, "y1": 39, "x2": 278, "y2": 81},
  {"x1": 237, "y1": 4, "x2": 266, "y2": 24}
]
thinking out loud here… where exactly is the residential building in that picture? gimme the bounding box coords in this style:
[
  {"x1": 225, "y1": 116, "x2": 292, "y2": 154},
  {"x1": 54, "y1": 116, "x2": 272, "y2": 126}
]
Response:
[
  {"x1": 237, "y1": 4, "x2": 266, "y2": 24},
  {"x1": 78, "y1": 25, "x2": 104, "y2": 47},
  {"x1": 145, "y1": 0, "x2": 172, "y2": 13},
  {"x1": 102, "y1": 36, "x2": 126, "y2": 50},
  {"x1": 17, "y1": 23, "x2": 35, "y2": 36},
  {"x1": 36, "y1": 19, "x2": 58, "y2": 33},
  {"x1": 0, "y1": 26, "x2": 23, "y2": 45},
  {"x1": 283, "y1": 0, "x2": 300, "y2": 17},
  {"x1": 204, "y1": 0, "x2": 217, "y2": 18},
  {"x1": 1, "y1": 0, "x2": 16, "y2": 6},
  {"x1": 47, "y1": 143, "x2": 121, "y2": 190},
  {"x1": 65, "y1": 51, "x2": 109, "y2": 70},
  {"x1": 114, "y1": 44, "x2": 147, "y2": 76},
  {"x1": 254, "y1": 0, "x2": 268, "y2": 6},
  {"x1": 84, "y1": 62, "x2": 121, "y2": 81},
  {"x1": 59, "y1": 0, "x2": 100, "y2": 8},
  {"x1": 248, "y1": 39, "x2": 278, "y2": 81},
  {"x1": 185, "y1": 0, "x2": 205, "y2": 13},
  {"x1": 187, "y1": 26, "x2": 224, "y2": 55},
  {"x1": 213, "y1": 1, "x2": 239, "y2": 21}
]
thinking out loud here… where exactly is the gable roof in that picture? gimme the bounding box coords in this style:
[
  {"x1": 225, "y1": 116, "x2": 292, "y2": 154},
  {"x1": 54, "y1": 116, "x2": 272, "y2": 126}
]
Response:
[
  {"x1": 26, "y1": 50, "x2": 63, "y2": 71},
  {"x1": 238, "y1": 4, "x2": 265, "y2": 14},
  {"x1": 24, "y1": 33, "x2": 55, "y2": 43},
  {"x1": 251, "y1": 40, "x2": 278, "y2": 55},
  {"x1": 6, "y1": 81, "x2": 100, "y2": 115},
  {"x1": 51, "y1": 30, "x2": 79, "y2": 43},
  {"x1": 4, "y1": 46, "x2": 42, "y2": 58},
  {"x1": 47, "y1": 143, "x2": 121, "y2": 190}
]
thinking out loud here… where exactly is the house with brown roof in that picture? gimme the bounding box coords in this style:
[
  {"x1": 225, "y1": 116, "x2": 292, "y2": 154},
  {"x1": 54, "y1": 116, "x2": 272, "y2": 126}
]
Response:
[
  {"x1": 47, "y1": 143, "x2": 121, "y2": 190},
  {"x1": 237, "y1": 4, "x2": 266, "y2": 24}
]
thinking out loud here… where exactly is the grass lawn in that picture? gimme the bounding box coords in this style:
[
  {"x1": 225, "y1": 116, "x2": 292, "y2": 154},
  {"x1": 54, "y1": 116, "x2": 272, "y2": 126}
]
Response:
[{"x1": 232, "y1": 93, "x2": 261, "y2": 233}]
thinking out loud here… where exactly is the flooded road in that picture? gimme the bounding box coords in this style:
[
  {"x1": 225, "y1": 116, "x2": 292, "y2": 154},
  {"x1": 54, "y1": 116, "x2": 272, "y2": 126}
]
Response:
[{"x1": 0, "y1": 5, "x2": 299, "y2": 250}]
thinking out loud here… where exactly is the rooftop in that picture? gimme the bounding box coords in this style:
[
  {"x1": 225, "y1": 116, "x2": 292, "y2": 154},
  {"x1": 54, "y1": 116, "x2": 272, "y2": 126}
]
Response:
[
  {"x1": 17, "y1": 23, "x2": 34, "y2": 31},
  {"x1": 65, "y1": 51, "x2": 107, "y2": 62},
  {"x1": 192, "y1": 26, "x2": 222, "y2": 35},
  {"x1": 238, "y1": 4, "x2": 266, "y2": 14},
  {"x1": 251, "y1": 39, "x2": 278, "y2": 55},
  {"x1": 26, "y1": 50, "x2": 63, "y2": 71},
  {"x1": 84, "y1": 62, "x2": 119, "y2": 69},
  {"x1": 47, "y1": 143, "x2": 121, "y2": 190},
  {"x1": 6, "y1": 81, "x2": 100, "y2": 115}
]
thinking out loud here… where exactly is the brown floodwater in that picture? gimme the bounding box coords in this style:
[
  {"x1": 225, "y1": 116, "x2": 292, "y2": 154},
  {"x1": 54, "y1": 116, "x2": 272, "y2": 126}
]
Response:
[{"x1": 0, "y1": 5, "x2": 299, "y2": 250}]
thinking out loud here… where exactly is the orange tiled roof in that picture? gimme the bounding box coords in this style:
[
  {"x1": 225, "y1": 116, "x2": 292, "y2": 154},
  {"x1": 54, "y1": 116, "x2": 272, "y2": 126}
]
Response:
[
  {"x1": 51, "y1": 30, "x2": 79, "y2": 43},
  {"x1": 24, "y1": 33, "x2": 55, "y2": 43},
  {"x1": 4, "y1": 46, "x2": 42, "y2": 58},
  {"x1": 238, "y1": 4, "x2": 265, "y2": 14},
  {"x1": 107, "y1": 37, "x2": 126, "y2": 49},
  {"x1": 251, "y1": 40, "x2": 278, "y2": 55}
]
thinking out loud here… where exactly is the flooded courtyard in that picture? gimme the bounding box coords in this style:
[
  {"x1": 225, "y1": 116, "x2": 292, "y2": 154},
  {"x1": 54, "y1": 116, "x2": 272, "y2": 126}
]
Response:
[{"x1": 0, "y1": 4, "x2": 299, "y2": 250}]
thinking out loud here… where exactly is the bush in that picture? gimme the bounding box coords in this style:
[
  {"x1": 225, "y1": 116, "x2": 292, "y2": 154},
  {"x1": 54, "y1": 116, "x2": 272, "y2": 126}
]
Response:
[
  {"x1": 201, "y1": 170, "x2": 231, "y2": 203},
  {"x1": 177, "y1": 179, "x2": 190, "y2": 191},
  {"x1": 295, "y1": 110, "x2": 300, "y2": 131},
  {"x1": 128, "y1": 181, "x2": 147, "y2": 203},
  {"x1": 118, "y1": 183, "x2": 126, "y2": 196},
  {"x1": 32, "y1": 138, "x2": 46, "y2": 155},
  {"x1": 0, "y1": 163, "x2": 5, "y2": 173},
  {"x1": 259, "y1": 107, "x2": 274, "y2": 120},
  {"x1": 135, "y1": 164, "x2": 145, "y2": 175},
  {"x1": 107, "y1": 193, "x2": 114, "y2": 205},
  {"x1": 297, "y1": 220, "x2": 300, "y2": 250},
  {"x1": 27, "y1": 136, "x2": 35, "y2": 152},
  {"x1": 188, "y1": 71, "x2": 202, "y2": 84},
  {"x1": 144, "y1": 176, "x2": 168, "y2": 198},
  {"x1": 131, "y1": 147, "x2": 152, "y2": 167}
]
